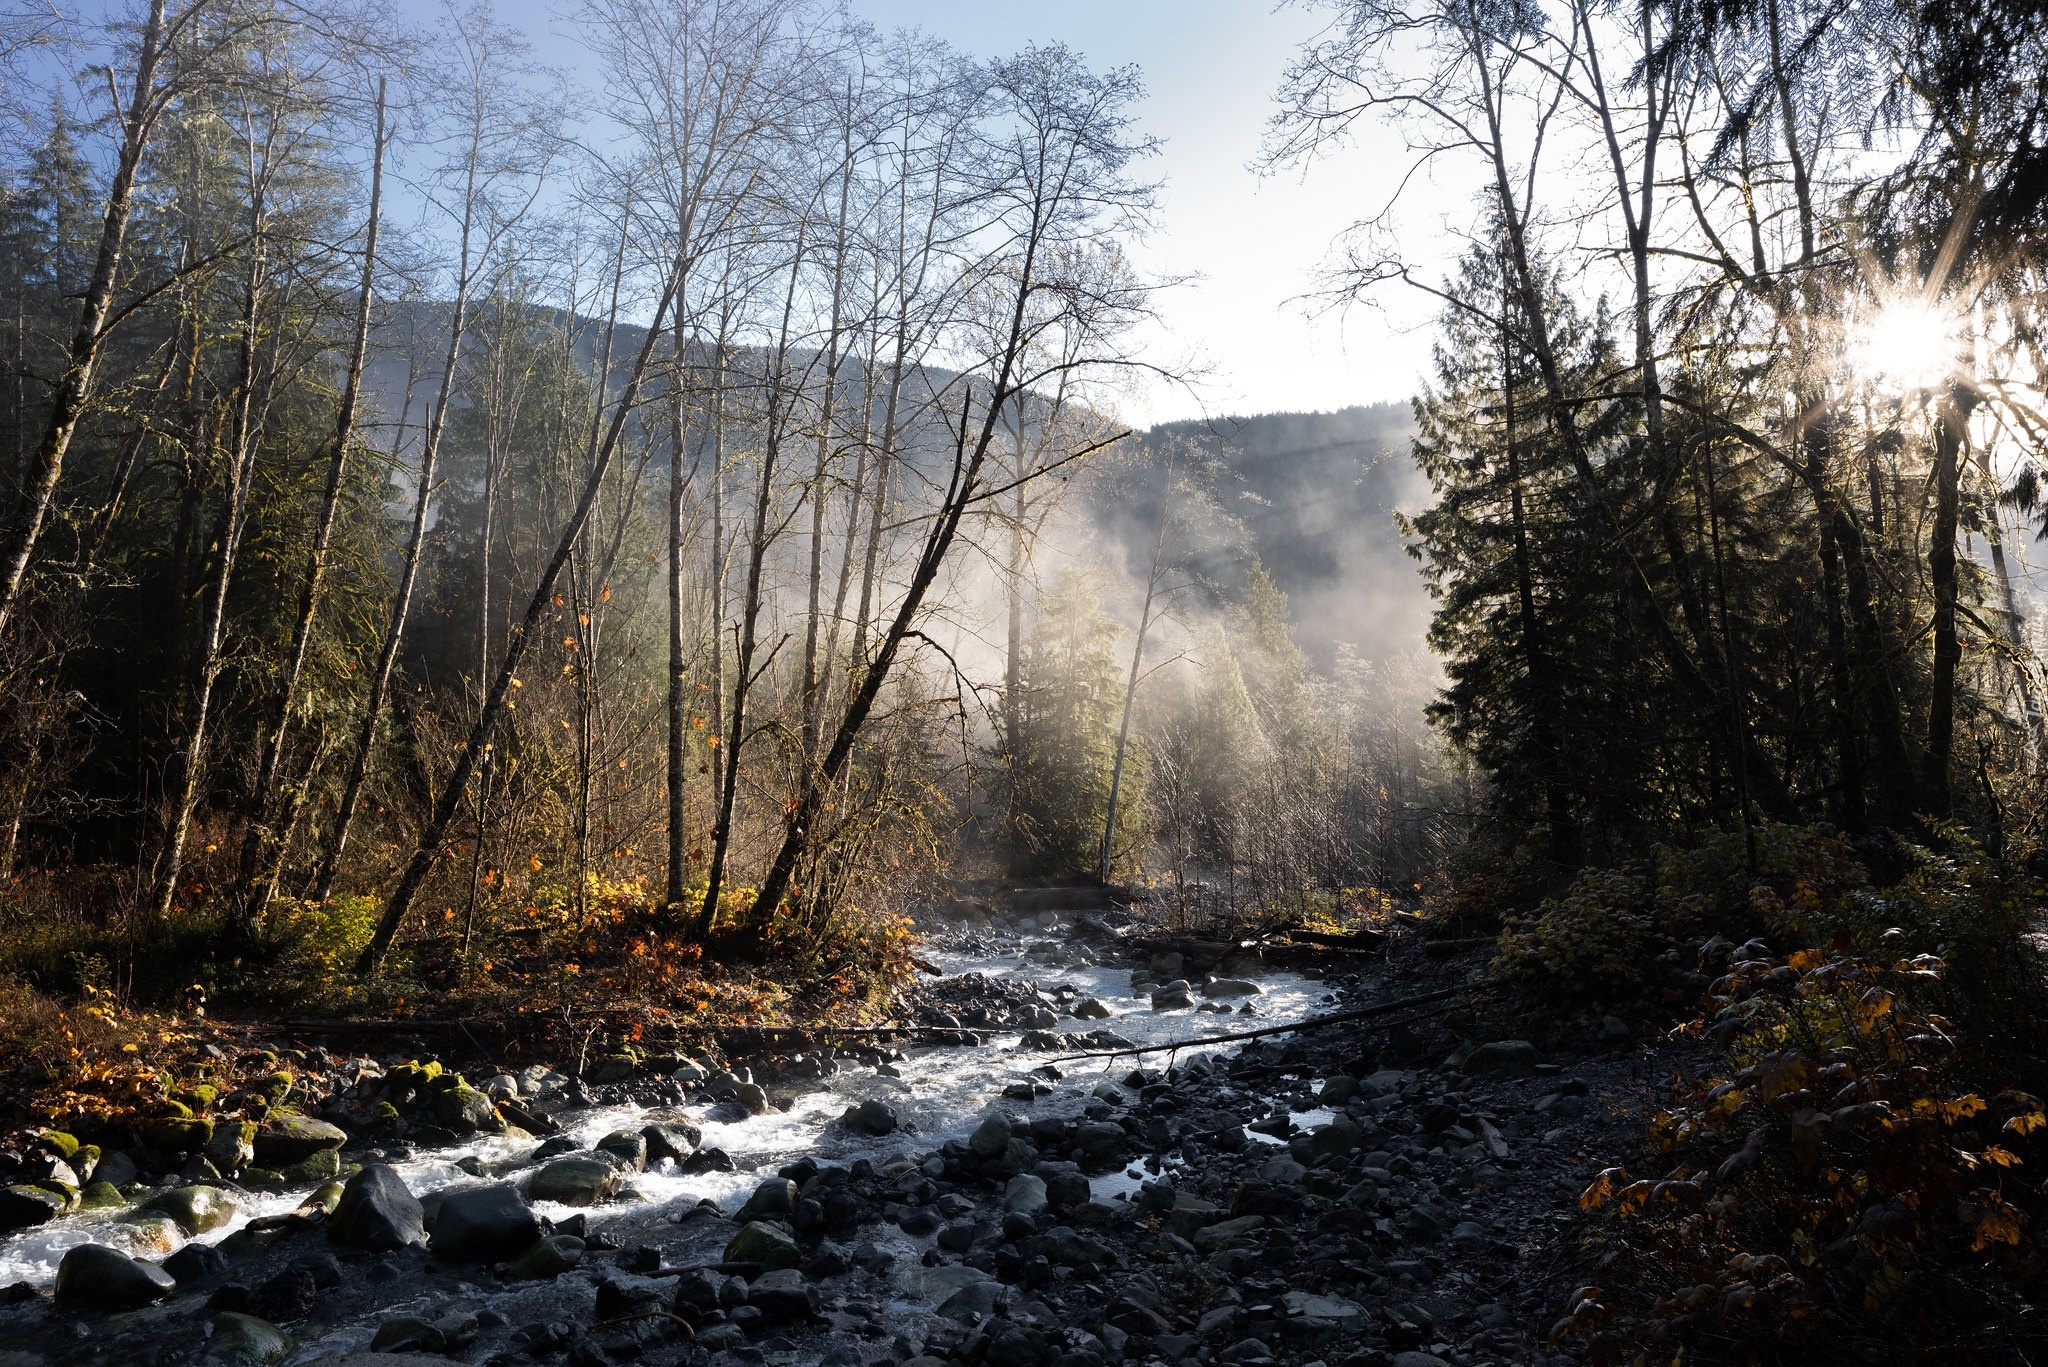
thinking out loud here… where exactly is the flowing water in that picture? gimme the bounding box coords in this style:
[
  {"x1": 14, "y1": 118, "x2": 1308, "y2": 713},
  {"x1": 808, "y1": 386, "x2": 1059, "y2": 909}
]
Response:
[{"x1": 0, "y1": 936, "x2": 1334, "y2": 1290}]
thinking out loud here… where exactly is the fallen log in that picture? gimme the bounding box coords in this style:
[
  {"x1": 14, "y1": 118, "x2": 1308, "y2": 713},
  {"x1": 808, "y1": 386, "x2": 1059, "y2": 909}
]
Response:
[
  {"x1": 1285, "y1": 928, "x2": 1389, "y2": 951},
  {"x1": 1049, "y1": 984, "x2": 1483, "y2": 1061}
]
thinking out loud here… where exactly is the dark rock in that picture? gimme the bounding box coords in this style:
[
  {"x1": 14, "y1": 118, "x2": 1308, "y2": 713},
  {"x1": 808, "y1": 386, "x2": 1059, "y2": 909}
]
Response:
[
  {"x1": 1461, "y1": 1040, "x2": 1539, "y2": 1075},
  {"x1": 898, "y1": 1206, "x2": 942, "y2": 1237},
  {"x1": 528, "y1": 1153, "x2": 626, "y2": 1205},
  {"x1": 845, "y1": 1098, "x2": 897, "y2": 1135},
  {"x1": 503, "y1": 1233, "x2": 584, "y2": 1280},
  {"x1": 55, "y1": 1244, "x2": 175, "y2": 1309},
  {"x1": 166, "y1": 1241, "x2": 231, "y2": 1285},
  {"x1": 140, "y1": 1182, "x2": 239, "y2": 1234},
  {"x1": 0, "y1": 1185, "x2": 66, "y2": 1230},
  {"x1": 596, "y1": 1130, "x2": 648, "y2": 1171},
  {"x1": 681, "y1": 1146, "x2": 735, "y2": 1174},
  {"x1": 252, "y1": 1266, "x2": 319, "y2": 1321},
  {"x1": 329, "y1": 1163, "x2": 425, "y2": 1250},
  {"x1": 429, "y1": 1183, "x2": 539, "y2": 1262},
  {"x1": 725, "y1": 1220, "x2": 800, "y2": 1270},
  {"x1": 747, "y1": 1267, "x2": 819, "y2": 1317},
  {"x1": 642, "y1": 1123, "x2": 699, "y2": 1162}
]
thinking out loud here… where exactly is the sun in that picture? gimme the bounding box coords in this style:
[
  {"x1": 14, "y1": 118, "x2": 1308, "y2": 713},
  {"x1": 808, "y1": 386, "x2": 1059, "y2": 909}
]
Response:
[{"x1": 1850, "y1": 299, "x2": 1958, "y2": 391}]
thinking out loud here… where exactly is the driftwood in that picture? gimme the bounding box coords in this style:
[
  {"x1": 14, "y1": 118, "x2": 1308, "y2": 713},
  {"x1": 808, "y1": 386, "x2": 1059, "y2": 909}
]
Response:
[{"x1": 1049, "y1": 984, "x2": 1478, "y2": 1061}]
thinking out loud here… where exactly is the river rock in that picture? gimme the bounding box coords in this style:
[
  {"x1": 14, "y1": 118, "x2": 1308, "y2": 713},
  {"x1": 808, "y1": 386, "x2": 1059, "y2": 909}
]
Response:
[
  {"x1": 1071, "y1": 998, "x2": 1114, "y2": 1020},
  {"x1": 1150, "y1": 952, "x2": 1184, "y2": 977},
  {"x1": 1150, "y1": 980, "x2": 1194, "y2": 1010},
  {"x1": 1461, "y1": 1040, "x2": 1539, "y2": 1075},
  {"x1": 1005, "y1": 1173, "x2": 1047, "y2": 1214},
  {"x1": 481, "y1": 1074, "x2": 519, "y2": 1100},
  {"x1": 1073, "y1": 1122, "x2": 1125, "y2": 1167},
  {"x1": 148, "y1": 1116, "x2": 214, "y2": 1153},
  {"x1": 54, "y1": 1243, "x2": 175, "y2": 1309},
  {"x1": 969, "y1": 1114, "x2": 1012, "y2": 1160},
  {"x1": 724, "y1": 1220, "x2": 800, "y2": 1270},
  {"x1": 747, "y1": 1267, "x2": 819, "y2": 1317},
  {"x1": 429, "y1": 1183, "x2": 537, "y2": 1262},
  {"x1": 330, "y1": 1164, "x2": 425, "y2": 1250},
  {"x1": 95, "y1": 1150, "x2": 139, "y2": 1188},
  {"x1": 79, "y1": 1179, "x2": 125, "y2": 1210},
  {"x1": 501, "y1": 1233, "x2": 583, "y2": 1280},
  {"x1": 1284, "y1": 1289, "x2": 1368, "y2": 1328},
  {"x1": 1193, "y1": 1215, "x2": 1266, "y2": 1252},
  {"x1": 937, "y1": 1279, "x2": 1002, "y2": 1323},
  {"x1": 204, "y1": 1312, "x2": 295, "y2": 1365},
  {"x1": 253, "y1": 1116, "x2": 347, "y2": 1166},
  {"x1": 141, "y1": 1182, "x2": 238, "y2": 1235},
  {"x1": 736, "y1": 1177, "x2": 797, "y2": 1222},
  {"x1": 204, "y1": 1121, "x2": 256, "y2": 1173},
  {"x1": 434, "y1": 1084, "x2": 502, "y2": 1137},
  {"x1": 734, "y1": 1082, "x2": 770, "y2": 1114},
  {"x1": 526, "y1": 1154, "x2": 624, "y2": 1206},
  {"x1": 641, "y1": 1123, "x2": 699, "y2": 1162},
  {"x1": 1039, "y1": 1164, "x2": 1090, "y2": 1209},
  {"x1": 1319, "y1": 1074, "x2": 1362, "y2": 1104},
  {"x1": 595, "y1": 1130, "x2": 647, "y2": 1171},
  {"x1": 1201, "y1": 978, "x2": 1262, "y2": 997},
  {"x1": 844, "y1": 1099, "x2": 897, "y2": 1135},
  {"x1": 119, "y1": 1212, "x2": 181, "y2": 1255},
  {"x1": 165, "y1": 1240, "x2": 230, "y2": 1284},
  {"x1": 0, "y1": 1184, "x2": 66, "y2": 1230}
]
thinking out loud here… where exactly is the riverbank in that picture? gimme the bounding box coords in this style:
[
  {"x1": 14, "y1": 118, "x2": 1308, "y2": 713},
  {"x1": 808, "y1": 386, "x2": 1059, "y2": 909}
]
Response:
[{"x1": 0, "y1": 901, "x2": 1668, "y2": 1367}]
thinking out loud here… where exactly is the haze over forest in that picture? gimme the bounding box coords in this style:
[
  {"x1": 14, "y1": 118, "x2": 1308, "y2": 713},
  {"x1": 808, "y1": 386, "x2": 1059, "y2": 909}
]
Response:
[{"x1": 0, "y1": 0, "x2": 2045, "y2": 1360}]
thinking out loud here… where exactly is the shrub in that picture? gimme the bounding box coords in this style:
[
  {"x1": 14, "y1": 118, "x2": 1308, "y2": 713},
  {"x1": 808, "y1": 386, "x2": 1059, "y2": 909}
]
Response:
[{"x1": 1558, "y1": 934, "x2": 2047, "y2": 1363}]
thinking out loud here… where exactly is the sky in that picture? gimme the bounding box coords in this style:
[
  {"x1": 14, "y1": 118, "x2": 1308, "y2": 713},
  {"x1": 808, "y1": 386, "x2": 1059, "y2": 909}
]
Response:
[{"x1": 502, "y1": 0, "x2": 1457, "y2": 428}]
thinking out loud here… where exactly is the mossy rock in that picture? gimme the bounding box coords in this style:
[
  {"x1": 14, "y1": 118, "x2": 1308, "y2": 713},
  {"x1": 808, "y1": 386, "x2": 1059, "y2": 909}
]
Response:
[
  {"x1": 372, "y1": 1102, "x2": 400, "y2": 1122},
  {"x1": 259, "y1": 1072, "x2": 294, "y2": 1105},
  {"x1": 240, "y1": 1168, "x2": 287, "y2": 1190},
  {"x1": 157, "y1": 1099, "x2": 196, "y2": 1121},
  {"x1": 176, "y1": 1084, "x2": 220, "y2": 1111},
  {"x1": 139, "y1": 1183, "x2": 238, "y2": 1235},
  {"x1": 121, "y1": 1212, "x2": 181, "y2": 1255},
  {"x1": 279, "y1": 1149, "x2": 340, "y2": 1185},
  {"x1": 38, "y1": 1131, "x2": 81, "y2": 1160},
  {"x1": 147, "y1": 1117, "x2": 215, "y2": 1153},
  {"x1": 26, "y1": 1180, "x2": 79, "y2": 1212},
  {"x1": 80, "y1": 1180, "x2": 125, "y2": 1210},
  {"x1": 74, "y1": 1144, "x2": 101, "y2": 1178},
  {"x1": 301, "y1": 1181, "x2": 345, "y2": 1216},
  {"x1": 69, "y1": 1112, "x2": 110, "y2": 1139}
]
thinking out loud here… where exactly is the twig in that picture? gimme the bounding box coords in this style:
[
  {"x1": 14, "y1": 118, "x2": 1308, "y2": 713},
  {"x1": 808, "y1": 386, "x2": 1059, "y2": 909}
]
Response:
[{"x1": 1049, "y1": 985, "x2": 1482, "y2": 1061}]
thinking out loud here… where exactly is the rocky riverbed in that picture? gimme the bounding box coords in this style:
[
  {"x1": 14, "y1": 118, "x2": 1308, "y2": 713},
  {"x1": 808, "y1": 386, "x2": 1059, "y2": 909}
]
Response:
[{"x1": 0, "y1": 909, "x2": 1669, "y2": 1367}]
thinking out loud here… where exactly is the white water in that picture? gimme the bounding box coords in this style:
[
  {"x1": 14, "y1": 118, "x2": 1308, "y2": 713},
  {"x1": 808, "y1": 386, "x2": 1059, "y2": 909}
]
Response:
[{"x1": 0, "y1": 936, "x2": 1334, "y2": 1290}]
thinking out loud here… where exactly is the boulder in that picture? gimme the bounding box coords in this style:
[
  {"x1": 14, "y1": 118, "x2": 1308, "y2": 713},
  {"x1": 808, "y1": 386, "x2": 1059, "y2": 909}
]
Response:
[
  {"x1": 279, "y1": 1148, "x2": 341, "y2": 1184},
  {"x1": 165, "y1": 1241, "x2": 230, "y2": 1285},
  {"x1": 1004, "y1": 1174, "x2": 1047, "y2": 1214},
  {"x1": 724, "y1": 1220, "x2": 800, "y2": 1271},
  {"x1": 206, "y1": 1121, "x2": 257, "y2": 1173},
  {"x1": 595, "y1": 1130, "x2": 647, "y2": 1172},
  {"x1": 203, "y1": 1312, "x2": 295, "y2": 1365},
  {"x1": 94, "y1": 1150, "x2": 139, "y2": 1189},
  {"x1": 329, "y1": 1165, "x2": 425, "y2": 1251},
  {"x1": 428, "y1": 1184, "x2": 538, "y2": 1263},
  {"x1": 641, "y1": 1123, "x2": 698, "y2": 1162},
  {"x1": 1072, "y1": 998, "x2": 1114, "y2": 1019},
  {"x1": 734, "y1": 1082, "x2": 770, "y2": 1114},
  {"x1": 969, "y1": 1114, "x2": 1013, "y2": 1160},
  {"x1": 845, "y1": 1099, "x2": 897, "y2": 1135},
  {"x1": 140, "y1": 1183, "x2": 239, "y2": 1235},
  {"x1": 1318, "y1": 1075, "x2": 1361, "y2": 1105},
  {"x1": 526, "y1": 1154, "x2": 624, "y2": 1207},
  {"x1": 937, "y1": 1279, "x2": 1002, "y2": 1323},
  {"x1": 747, "y1": 1267, "x2": 819, "y2": 1317},
  {"x1": 0, "y1": 1184, "x2": 67, "y2": 1230},
  {"x1": 79, "y1": 1180, "x2": 126, "y2": 1210},
  {"x1": 1193, "y1": 1215, "x2": 1266, "y2": 1252},
  {"x1": 147, "y1": 1117, "x2": 214, "y2": 1154},
  {"x1": 252, "y1": 1116, "x2": 347, "y2": 1166},
  {"x1": 735, "y1": 1177, "x2": 797, "y2": 1223},
  {"x1": 432, "y1": 1085, "x2": 501, "y2": 1137},
  {"x1": 500, "y1": 1234, "x2": 583, "y2": 1280},
  {"x1": 1150, "y1": 980, "x2": 1194, "y2": 1011},
  {"x1": 1461, "y1": 1040, "x2": 1539, "y2": 1075},
  {"x1": 1073, "y1": 1122, "x2": 1125, "y2": 1168},
  {"x1": 53, "y1": 1243, "x2": 176, "y2": 1309},
  {"x1": 1200, "y1": 978, "x2": 1262, "y2": 998}
]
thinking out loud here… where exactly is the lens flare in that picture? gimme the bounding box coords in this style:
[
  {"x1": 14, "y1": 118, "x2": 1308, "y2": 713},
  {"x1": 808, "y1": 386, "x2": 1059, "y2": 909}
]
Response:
[{"x1": 1851, "y1": 300, "x2": 1956, "y2": 390}]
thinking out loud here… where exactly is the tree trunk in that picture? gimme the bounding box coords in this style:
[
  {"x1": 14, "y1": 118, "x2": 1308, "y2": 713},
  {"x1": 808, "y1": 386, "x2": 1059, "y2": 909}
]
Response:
[
  {"x1": 0, "y1": 0, "x2": 168, "y2": 637},
  {"x1": 1925, "y1": 383, "x2": 1973, "y2": 818},
  {"x1": 240, "y1": 80, "x2": 388, "y2": 920},
  {"x1": 354, "y1": 257, "x2": 686, "y2": 973}
]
